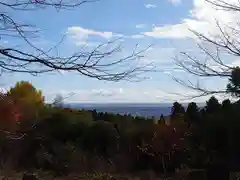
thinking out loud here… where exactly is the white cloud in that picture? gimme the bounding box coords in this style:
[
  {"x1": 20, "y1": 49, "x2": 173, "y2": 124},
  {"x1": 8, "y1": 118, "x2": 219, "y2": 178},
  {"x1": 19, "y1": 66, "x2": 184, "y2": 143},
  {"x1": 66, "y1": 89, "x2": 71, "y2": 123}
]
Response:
[
  {"x1": 144, "y1": 22, "x2": 197, "y2": 39},
  {"x1": 44, "y1": 86, "x2": 228, "y2": 104},
  {"x1": 131, "y1": 34, "x2": 145, "y2": 39},
  {"x1": 144, "y1": 0, "x2": 240, "y2": 39},
  {"x1": 66, "y1": 26, "x2": 122, "y2": 46},
  {"x1": 145, "y1": 4, "x2": 157, "y2": 8},
  {"x1": 75, "y1": 41, "x2": 101, "y2": 47},
  {"x1": 136, "y1": 24, "x2": 146, "y2": 29},
  {"x1": 230, "y1": 60, "x2": 240, "y2": 67},
  {"x1": 168, "y1": 0, "x2": 181, "y2": 6},
  {"x1": 45, "y1": 87, "x2": 197, "y2": 103},
  {"x1": 67, "y1": 26, "x2": 113, "y2": 39}
]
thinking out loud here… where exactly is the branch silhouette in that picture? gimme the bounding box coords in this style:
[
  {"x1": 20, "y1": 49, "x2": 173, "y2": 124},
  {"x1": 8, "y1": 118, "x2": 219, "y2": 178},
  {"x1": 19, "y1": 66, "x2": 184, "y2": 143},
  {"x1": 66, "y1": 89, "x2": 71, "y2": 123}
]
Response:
[
  {"x1": 173, "y1": 0, "x2": 240, "y2": 97},
  {"x1": 0, "y1": 0, "x2": 153, "y2": 81}
]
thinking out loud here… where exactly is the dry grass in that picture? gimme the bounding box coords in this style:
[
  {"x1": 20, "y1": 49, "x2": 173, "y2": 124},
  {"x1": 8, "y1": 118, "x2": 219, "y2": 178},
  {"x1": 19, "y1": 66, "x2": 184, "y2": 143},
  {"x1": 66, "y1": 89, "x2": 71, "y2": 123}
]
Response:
[
  {"x1": 0, "y1": 168, "x2": 207, "y2": 180},
  {"x1": 0, "y1": 170, "x2": 170, "y2": 180}
]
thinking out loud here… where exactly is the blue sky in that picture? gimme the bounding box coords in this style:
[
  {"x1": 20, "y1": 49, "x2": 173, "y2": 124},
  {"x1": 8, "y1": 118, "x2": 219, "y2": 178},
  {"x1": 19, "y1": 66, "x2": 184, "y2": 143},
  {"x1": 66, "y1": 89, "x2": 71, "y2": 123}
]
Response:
[{"x1": 1, "y1": 0, "x2": 239, "y2": 103}]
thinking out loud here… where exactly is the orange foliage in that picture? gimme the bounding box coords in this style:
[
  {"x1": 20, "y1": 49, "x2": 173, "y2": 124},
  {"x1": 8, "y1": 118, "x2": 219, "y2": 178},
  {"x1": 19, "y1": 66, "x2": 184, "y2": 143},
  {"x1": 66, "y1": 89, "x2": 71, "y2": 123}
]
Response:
[
  {"x1": 0, "y1": 81, "x2": 45, "y2": 132},
  {"x1": 139, "y1": 122, "x2": 189, "y2": 158},
  {"x1": 0, "y1": 93, "x2": 21, "y2": 132}
]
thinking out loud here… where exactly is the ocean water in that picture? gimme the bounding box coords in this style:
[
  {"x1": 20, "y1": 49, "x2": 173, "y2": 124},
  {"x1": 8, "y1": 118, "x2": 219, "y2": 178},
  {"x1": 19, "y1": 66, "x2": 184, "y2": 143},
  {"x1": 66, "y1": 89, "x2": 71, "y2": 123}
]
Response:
[{"x1": 66, "y1": 103, "x2": 173, "y2": 118}]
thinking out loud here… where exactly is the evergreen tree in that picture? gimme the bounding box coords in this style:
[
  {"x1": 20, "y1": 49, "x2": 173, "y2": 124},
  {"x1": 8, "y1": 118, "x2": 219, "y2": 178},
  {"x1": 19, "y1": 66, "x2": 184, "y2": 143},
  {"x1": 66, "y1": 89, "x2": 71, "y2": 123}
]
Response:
[
  {"x1": 221, "y1": 99, "x2": 232, "y2": 112},
  {"x1": 160, "y1": 114, "x2": 165, "y2": 121},
  {"x1": 186, "y1": 102, "x2": 200, "y2": 123},
  {"x1": 227, "y1": 67, "x2": 240, "y2": 97},
  {"x1": 171, "y1": 102, "x2": 185, "y2": 121},
  {"x1": 205, "y1": 96, "x2": 221, "y2": 114}
]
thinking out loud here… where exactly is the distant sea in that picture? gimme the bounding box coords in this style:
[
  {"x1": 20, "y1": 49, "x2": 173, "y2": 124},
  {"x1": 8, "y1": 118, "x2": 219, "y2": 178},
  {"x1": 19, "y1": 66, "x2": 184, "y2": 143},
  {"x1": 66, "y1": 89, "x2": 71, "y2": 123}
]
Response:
[{"x1": 65, "y1": 103, "x2": 187, "y2": 118}]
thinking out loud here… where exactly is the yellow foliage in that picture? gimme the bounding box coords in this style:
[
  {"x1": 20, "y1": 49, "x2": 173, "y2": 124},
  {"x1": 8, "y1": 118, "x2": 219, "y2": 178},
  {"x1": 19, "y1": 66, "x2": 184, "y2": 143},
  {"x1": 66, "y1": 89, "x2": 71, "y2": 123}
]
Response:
[
  {"x1": 7, "y1": 81, "x2": 45, "y2": 121},
  {"x1": 8, "y1": 81, "x2": 44, "y2": 106}
]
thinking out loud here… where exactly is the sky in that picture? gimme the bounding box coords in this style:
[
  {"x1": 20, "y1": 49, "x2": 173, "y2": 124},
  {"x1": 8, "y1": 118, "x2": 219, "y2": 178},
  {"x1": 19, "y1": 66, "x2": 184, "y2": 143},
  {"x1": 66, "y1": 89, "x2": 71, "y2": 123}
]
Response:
[{"x1": 1, "y1": 0, "x2": 240, "y2": 103}]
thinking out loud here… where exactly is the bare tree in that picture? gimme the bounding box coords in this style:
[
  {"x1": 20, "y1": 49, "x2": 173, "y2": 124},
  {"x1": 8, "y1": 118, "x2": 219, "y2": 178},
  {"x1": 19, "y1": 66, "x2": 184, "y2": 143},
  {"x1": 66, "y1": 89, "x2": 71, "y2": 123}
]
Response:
[
  {"x1": 206, "y1": 0, "x2": 240, "y2": 11},
  {"x1": 174, "y1": 0, "x2": 240, "y2": 98},
  {"x1": 0, "y1": 0, "x2": 153, "y2": 82},
  {"x1": 52, "y1": 94, "x2": 64, "y2": 107}
]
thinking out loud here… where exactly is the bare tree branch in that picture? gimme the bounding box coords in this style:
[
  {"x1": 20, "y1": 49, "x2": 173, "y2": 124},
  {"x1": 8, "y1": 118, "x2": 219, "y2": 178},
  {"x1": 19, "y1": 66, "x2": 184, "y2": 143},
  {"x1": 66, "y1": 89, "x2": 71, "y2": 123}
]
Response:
[
  {"x1": 0, "y1": 0, "x2": 99, "y2": 10},
  {"x1": 0, "y1": 0, "x2": 154, "y2": 82},
  {"x1": 173, "y1": 0, "x2": 240, "y2": 98},
  {"x1": 0, "y1": 0, "x2": 155, "y2": 140},
  {"x1": 205, "y1": 0, "x2": 240, "y2": 12}
]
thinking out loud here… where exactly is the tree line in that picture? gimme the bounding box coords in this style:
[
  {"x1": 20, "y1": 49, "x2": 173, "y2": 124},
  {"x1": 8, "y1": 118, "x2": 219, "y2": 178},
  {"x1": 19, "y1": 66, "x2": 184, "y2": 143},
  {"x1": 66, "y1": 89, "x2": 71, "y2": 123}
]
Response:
[{"x1": 0, "y1": 81, "x2": 240, "y2": 179}]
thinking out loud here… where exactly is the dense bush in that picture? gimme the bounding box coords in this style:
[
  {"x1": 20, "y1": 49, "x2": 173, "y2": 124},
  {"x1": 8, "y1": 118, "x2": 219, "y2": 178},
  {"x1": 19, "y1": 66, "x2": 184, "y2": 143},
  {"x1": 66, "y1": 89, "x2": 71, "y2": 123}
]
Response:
[{"x1": 0, "y1": 81, "x2": 240, "y2": 178}]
